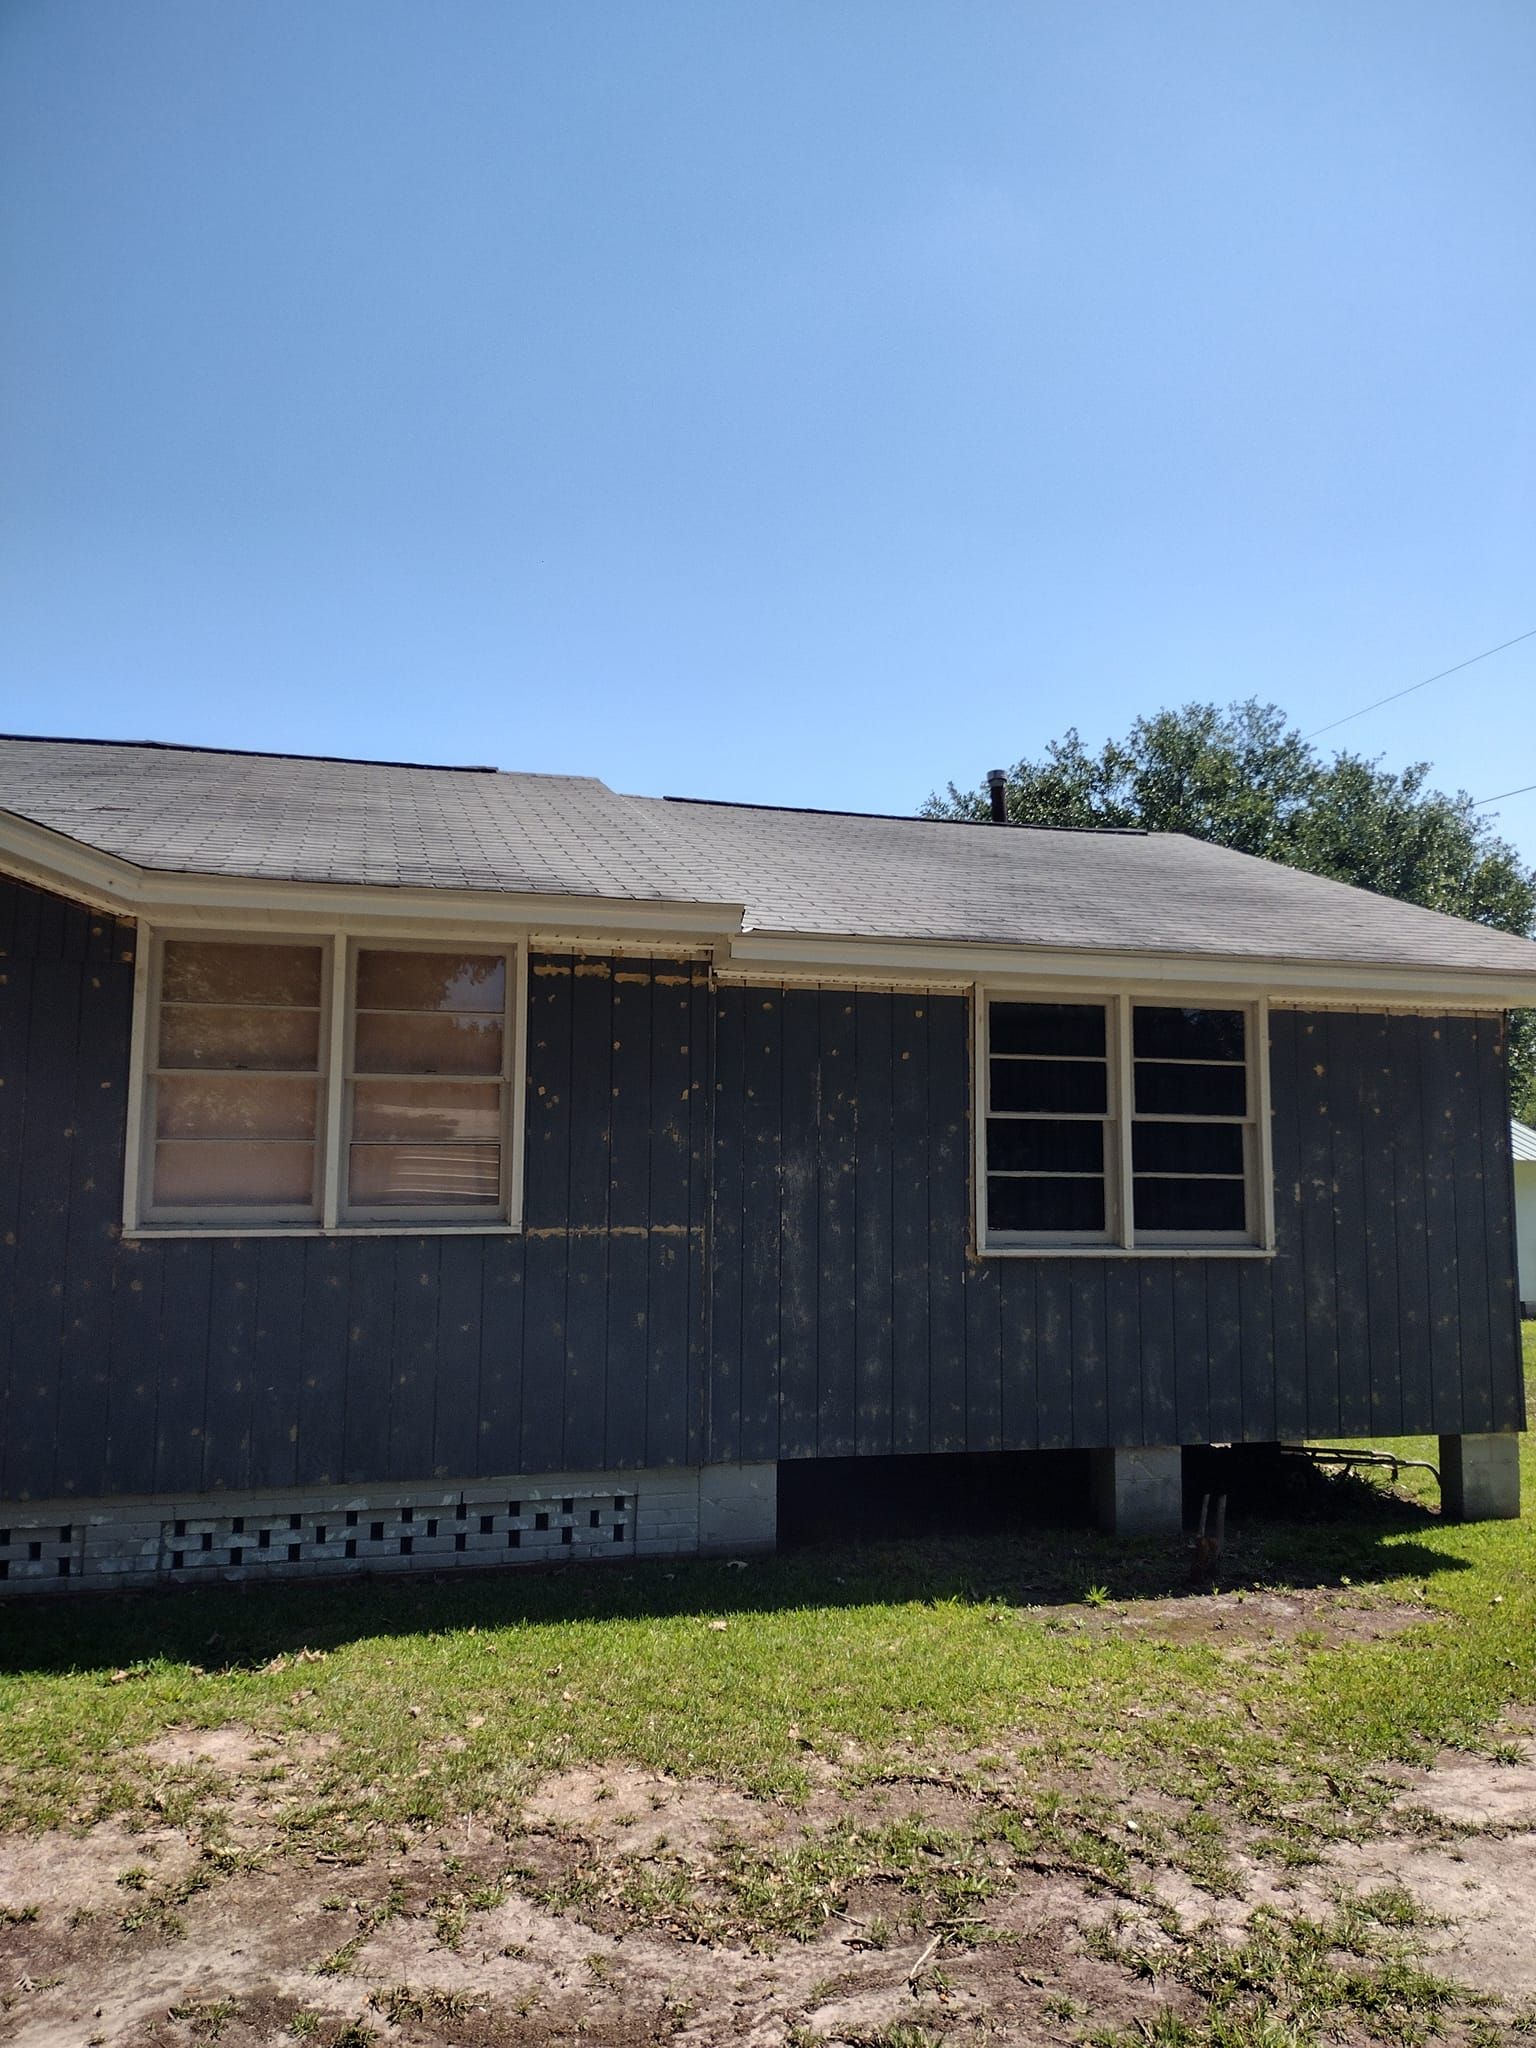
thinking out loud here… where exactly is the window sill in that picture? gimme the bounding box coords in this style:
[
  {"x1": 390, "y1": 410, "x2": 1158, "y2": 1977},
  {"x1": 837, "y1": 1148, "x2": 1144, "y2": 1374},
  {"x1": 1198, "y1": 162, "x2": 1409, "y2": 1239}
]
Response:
[
  {"x1": 123, "y1": 1223, "x2": 525, "y2": 1241},
  {"x1": 979, "y1": 1243, "x2": 1275, "y2": 1259}
]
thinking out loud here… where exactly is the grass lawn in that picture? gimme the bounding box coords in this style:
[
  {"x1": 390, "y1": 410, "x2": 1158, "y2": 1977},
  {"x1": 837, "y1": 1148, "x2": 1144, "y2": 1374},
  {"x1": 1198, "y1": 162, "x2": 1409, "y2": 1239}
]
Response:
[{"x1": 1, "y1": 1330, "x2": 1532, "y2": 2048}]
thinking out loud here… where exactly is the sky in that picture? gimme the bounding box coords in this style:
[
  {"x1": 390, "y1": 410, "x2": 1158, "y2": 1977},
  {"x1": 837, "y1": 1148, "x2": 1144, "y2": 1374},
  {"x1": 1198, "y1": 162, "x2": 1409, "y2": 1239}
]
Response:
[{"x1": 2, "y1": 0, "x2": 1534, "y2": 860}]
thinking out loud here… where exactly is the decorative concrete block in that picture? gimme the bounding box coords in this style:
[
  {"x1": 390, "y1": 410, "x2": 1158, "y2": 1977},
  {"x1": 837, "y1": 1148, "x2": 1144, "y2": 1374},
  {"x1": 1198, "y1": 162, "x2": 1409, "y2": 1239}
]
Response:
[
  {"x1": 1440, "y1": 1434, "x2": 1522, "y2": 1521},
  {"x1": 698, "y1": 1463, "x2": 777, "y2": 1552},
  {"x1": 0, "y1": 1463, "x2": 667, "y2": 1593},
  {"x1": 1090, "y1": 1445, "x2": 1183, "y2": 1537}
]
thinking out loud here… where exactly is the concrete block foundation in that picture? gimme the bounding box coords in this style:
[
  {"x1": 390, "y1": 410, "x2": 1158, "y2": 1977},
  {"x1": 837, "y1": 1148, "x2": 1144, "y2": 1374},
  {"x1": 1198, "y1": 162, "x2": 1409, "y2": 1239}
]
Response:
[
  {"x1": 1439, "y1": 1434, "x2": 1522, "y2": 1522},
  {"x1": 0, "y1": 1461, "x2": 781, "y2": 1596},
  {"x1": 1090, "y1": 1445, "x2": 1184, "y2": 1536}
]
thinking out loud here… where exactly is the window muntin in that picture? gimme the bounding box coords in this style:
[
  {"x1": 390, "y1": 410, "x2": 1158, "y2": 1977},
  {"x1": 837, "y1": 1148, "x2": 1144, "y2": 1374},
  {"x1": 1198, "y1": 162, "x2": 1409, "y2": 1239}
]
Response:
[
  {"x1": 147, "y1": 940, "x2": 325, "y2": 1219},
  {"x1": 136, "y1": 935, "x2": 519, "y2": 1231},
  {"x1": 984, "y1": 1000, "x2": 1114, "y2": 1244},
  {"x1": 345, "y1": 950, "x2": 510, "y2": 1220},
  {"x1": 982, "y1": 996, "x2": 1264, "y2": 1251}
]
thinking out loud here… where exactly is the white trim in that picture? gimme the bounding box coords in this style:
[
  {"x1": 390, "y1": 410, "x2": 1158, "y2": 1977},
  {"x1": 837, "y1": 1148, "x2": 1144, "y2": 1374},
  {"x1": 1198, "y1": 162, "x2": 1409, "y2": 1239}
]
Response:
[
  {"x1": 122, "y1": 1225, "x2": 524, "y2": 1240},
  {"x1": 721, "y1": 930, "x2": 1536, "y2": 1009}
]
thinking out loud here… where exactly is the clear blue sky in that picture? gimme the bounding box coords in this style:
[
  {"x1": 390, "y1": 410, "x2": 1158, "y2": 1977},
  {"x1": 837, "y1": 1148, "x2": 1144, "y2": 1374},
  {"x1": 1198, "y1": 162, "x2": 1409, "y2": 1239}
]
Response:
[{"x1": 3, "y1": 1, "x2": 1533, "y2": 859}]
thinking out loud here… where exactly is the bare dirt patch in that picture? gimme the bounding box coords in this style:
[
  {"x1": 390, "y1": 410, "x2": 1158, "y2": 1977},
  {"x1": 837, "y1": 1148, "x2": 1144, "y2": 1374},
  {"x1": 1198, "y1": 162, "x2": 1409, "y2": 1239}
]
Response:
[
  {"x1": 1140, "y1": 1710, "x2": 1536, "y2": 2001},
  {"x1": 519, "y1": 1763, "x2": 781, "y2": 1857},
  {"x1": 1098, "y1": 1585, "x2": 1429, "y2": 1653},
  {"x1": 4, "y1": 1710, "x2": 1535, "y2": 2045}
]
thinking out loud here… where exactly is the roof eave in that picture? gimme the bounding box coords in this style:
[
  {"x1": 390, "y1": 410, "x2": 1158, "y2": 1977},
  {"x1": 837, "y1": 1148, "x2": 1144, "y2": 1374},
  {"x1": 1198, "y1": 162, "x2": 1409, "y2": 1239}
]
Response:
[
  {"x1": 0, "y1": 807, "x2": 747, "y2": 941},
  {"x1": 719, "y1": 928, "x2": 1536, "y2": 1010}
]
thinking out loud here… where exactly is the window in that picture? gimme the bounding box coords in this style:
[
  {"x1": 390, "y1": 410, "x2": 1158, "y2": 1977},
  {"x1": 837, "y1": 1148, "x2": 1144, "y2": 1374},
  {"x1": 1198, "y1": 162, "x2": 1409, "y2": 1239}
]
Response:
[
  {"x1": 980, "y1": 996, "x2": 1266, "y2": 1252},
  {"x1": 133, "y1": 933, "x2": 522, "y2": 1232}
]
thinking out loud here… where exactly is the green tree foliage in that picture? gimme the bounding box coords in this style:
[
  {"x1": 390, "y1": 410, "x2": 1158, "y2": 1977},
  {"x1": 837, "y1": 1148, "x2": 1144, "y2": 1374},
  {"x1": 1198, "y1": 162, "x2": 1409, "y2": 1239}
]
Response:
[{"x1": 923, "y1": 701, "x2": 1536, "y2": 1117}]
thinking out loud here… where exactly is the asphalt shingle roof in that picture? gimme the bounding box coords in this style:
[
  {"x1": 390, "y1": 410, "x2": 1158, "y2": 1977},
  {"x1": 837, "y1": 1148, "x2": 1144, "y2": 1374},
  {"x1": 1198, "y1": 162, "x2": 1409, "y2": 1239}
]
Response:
[{"x1": 3, "y1": 734, "x2": 1536, "y2": 982}]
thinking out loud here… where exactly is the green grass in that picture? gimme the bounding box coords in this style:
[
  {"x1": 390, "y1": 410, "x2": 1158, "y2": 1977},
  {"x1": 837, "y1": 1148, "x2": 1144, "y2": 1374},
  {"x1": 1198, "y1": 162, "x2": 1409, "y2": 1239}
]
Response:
[{"x1": 3, "y1": 1335, "x2": 1536, "y2": 1908}]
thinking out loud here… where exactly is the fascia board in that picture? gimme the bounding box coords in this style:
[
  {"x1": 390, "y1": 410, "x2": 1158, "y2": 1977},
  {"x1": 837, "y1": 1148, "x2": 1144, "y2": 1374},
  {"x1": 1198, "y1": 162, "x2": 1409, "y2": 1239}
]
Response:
[
  {"x1": 0, "y1": 808, "x2": 746, "y2": 939},
  {"x1": 721, "y1": 929, "x2": 1536, "y2": 1010}
]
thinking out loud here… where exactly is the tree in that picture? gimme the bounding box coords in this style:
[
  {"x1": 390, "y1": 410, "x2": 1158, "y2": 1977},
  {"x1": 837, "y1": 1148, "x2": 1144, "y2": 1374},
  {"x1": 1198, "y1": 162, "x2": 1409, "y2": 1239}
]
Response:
[{"x1": 923, "y1": 700, "x2": 1536, "y2": 1118}]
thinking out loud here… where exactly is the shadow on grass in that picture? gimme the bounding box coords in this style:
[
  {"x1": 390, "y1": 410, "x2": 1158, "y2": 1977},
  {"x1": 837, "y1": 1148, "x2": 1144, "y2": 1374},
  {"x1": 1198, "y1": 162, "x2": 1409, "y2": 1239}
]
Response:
[{"x1": 0, "y1": 1455, "x2": 1466, "y2": 1678}]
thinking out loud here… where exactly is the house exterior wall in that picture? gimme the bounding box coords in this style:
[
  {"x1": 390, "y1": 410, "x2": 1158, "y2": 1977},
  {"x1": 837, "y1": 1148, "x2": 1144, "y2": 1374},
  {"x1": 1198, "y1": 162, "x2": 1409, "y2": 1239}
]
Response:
[
  {"x1": 1516, "y1": 1158, "x2": 1536, "y2": 1315},
  {"x1": 0, "y1": 875, "x2": 1525, "y2": 1529},
  {"x1": 711, "y1": 985, "x2": 1525, "y2": 1458}
]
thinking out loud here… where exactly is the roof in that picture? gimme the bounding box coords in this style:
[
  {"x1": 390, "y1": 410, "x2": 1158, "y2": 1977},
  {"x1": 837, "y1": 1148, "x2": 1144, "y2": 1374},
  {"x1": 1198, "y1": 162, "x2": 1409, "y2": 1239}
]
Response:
[
  {"x1": 1513, "y1": 1121, "x2": 1536, "y2": 1164},
  {"x1": 3, "y1": 732, "x2": 1536, "y2": 982}
]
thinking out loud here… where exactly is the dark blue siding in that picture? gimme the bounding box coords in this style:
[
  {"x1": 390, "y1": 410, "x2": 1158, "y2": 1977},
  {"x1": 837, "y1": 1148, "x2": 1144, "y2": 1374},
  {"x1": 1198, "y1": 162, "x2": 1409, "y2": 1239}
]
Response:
[{"x1": 0, "y1": 873, "x2": 1525, "y2": 1503}]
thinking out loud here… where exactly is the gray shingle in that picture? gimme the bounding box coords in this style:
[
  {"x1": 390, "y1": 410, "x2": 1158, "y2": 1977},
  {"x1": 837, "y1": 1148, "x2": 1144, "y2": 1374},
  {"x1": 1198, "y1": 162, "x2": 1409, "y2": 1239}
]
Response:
[{"x1": 3, "y1": 734, "x2": 1535, "y2": 981}]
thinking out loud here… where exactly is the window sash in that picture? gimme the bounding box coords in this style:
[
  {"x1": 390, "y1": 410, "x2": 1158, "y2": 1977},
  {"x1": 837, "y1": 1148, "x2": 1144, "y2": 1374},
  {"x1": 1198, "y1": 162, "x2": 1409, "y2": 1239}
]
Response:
[
  {"x1": 984, "y1": 1001, "x2": 1117, "y2": 1245},
  {"x1": 131, "y1": 929, "x2": 523, "y2": 1234},
  {"x1": 341, "y1": 941, "x2": 513, "y2": 1223},
  {"x1": 980, "y1": 994, "x2": 1266, "y2": 1253},
  {"x1": 141, "y1": 936, "x2": 333, "y2": 1225}
]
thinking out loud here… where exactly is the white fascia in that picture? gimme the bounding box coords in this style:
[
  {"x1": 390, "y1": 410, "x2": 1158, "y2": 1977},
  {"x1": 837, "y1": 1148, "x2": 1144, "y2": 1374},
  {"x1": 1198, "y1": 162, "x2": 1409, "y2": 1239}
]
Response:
[{"x1": 719, "y1": 929, "x2": 1536, "y2": 1012}]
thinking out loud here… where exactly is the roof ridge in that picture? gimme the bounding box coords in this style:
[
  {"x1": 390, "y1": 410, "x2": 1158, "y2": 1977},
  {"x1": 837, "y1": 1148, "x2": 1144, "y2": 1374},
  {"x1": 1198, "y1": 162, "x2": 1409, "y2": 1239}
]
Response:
[
  {"x1": 656, "y1": 793, "x2": 1148, "y2": 835},
  {"x1": 0, "y1": 732, "x2": 504, "y2": 775}
]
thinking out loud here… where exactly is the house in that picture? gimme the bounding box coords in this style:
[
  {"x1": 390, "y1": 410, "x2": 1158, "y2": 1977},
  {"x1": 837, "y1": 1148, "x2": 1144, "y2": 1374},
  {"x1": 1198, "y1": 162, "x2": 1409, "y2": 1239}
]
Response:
[
  {"x1": 1515, "y1": 1120, "x2": 1536, "y2": 1318},
  {"x1": 1, "y1": 733, "x2": 1533, "y2": 1594}
]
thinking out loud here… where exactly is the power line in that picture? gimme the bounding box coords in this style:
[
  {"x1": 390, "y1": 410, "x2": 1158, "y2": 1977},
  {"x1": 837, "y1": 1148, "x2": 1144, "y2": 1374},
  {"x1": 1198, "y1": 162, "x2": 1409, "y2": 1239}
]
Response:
[
  {"x1": 1473, "y1": 780, "x2": 1536, "y2": 809},
  {"x1": 1304, "y1": 626, "x2": 1536, "y2": 741}
]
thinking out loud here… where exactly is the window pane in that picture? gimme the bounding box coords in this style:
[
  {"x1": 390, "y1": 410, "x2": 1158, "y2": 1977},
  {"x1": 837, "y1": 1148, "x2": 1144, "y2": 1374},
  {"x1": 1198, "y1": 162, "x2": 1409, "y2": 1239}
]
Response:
[
  {"x1": 159, "y1": 1005, "x2": 322, "y2": 1071},
  {"x1": 351, "y1": 1080, "x2": 502, "y2": 1143},
  {"x1": 355, "y1": 950, "x2": 506, "y2": 1014},
  {"x1": 354, "y1": 1011, "x2": 504, "y2": 1076},
  {"x1": 153, "y1": 1139, "x2": 316, "y2": 1207},
  {"x1": 1134, "y1": 1177, "x2": 1247, "y2": 1232},
  {"x1": 988, "y1": 1175, "x2": 1105, "y2": 1233},
  {"x1": 991, "y1": 1057, "x2": 1107, "y2": 1114},
  {"x1": 1134, "y1": 1061, "x2": 1247, "y2": 1117},
  {"x1": 161, "y1": 940, "x2": 322, "y2": 1008},
  {"x1": 986, "y1": 1117, "x2": 1103, "y2": 1174},
  {"x1": 1132, "y1": 1121, "x2": 1245, "y2": 1176},
  {"x1": 1132, "y1": 1006, "x2": 1245, "y2": 1062},
  {"x1": 349, "y1": 1143, "x2": 501, "y2": 1207},
  {"x1": 989, "y1": 1002, "x2": 1106, "y2": 1057},
  {"x1": 156, "y1": 1075, "x2": 318, "y2": 1140}
]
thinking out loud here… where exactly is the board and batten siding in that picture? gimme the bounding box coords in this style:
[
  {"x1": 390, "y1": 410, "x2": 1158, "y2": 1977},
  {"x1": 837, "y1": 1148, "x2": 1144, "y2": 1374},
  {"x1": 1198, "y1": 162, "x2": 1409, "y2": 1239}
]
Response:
[
  {"x1": 0, "y1": 878, "x2": 711, "y2": 1500},
  {"x1": 708, "y1": 985, "x2": 1526, "y2": 1460},
  {"x1": 0, "y1": 873, "x2": 1525, "y2": 1504}
]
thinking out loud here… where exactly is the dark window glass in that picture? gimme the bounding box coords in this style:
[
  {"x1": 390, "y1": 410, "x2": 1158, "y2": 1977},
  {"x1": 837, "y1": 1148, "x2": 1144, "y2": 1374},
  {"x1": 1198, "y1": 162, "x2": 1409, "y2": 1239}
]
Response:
[
  {"x1": 1133, "y1": 1177, "x2": 1247, "y2": 1232},
  {"x1": 1132, "y1": 1121, "x2": 1245, "y2": 1176},
  {"x1": 987, "y1": 1118, "x2": 1103, "y2": 1174},
  {"x1": 1134, "y1": 1061, "x2": 1247, "y2": 1117},
  {"x1": 988, "y1": 1175, "x2": 1106, "y2": 1233},
  {"x1": 1132, "y1": 1007, "x2": 1246, "y2": 1062},
  {"x1": 991, "y1": 1058, "x2": 1108, "y2": 1115},
  {"x1": 989, "y1": 1003, "x2": 1106, "y2": 1058}
]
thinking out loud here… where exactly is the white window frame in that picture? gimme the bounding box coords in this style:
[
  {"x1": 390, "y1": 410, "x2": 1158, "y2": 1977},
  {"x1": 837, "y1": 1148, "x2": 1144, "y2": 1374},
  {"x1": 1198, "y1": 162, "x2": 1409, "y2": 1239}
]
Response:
[
  {"x1": 975, "y1": 988, "x2": 1274, "y2": 1257},
  {"x1": 124, "y1": 921, "x2": 528, "y2": 1238}
]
